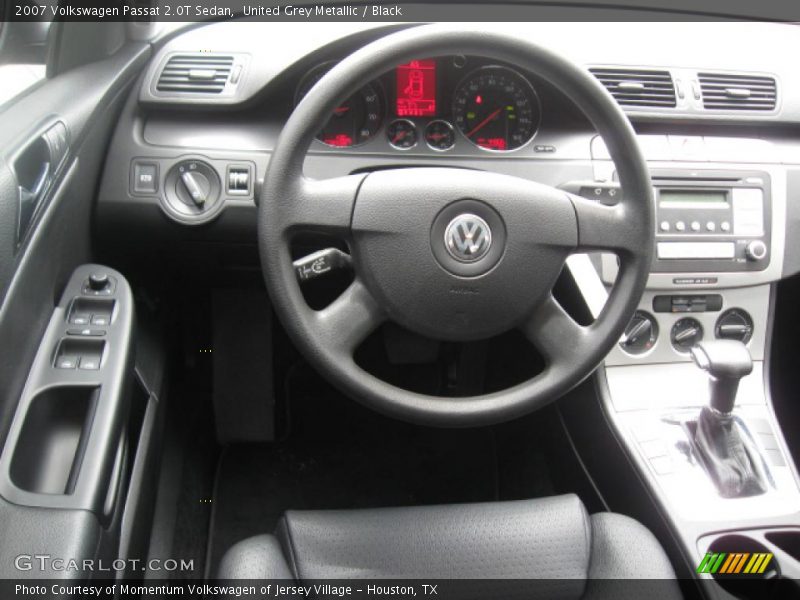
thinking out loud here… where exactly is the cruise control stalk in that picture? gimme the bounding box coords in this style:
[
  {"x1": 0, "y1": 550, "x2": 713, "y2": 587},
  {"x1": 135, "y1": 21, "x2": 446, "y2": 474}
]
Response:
[{"x1": 293, "y1": 248, "x2": 352, "y2": 283}]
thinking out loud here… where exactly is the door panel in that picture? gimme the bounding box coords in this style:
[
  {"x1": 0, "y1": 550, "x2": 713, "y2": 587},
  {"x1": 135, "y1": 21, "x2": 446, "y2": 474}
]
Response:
[
  {"x1": 0, "y1": 28, "x2": 151, "y2": 579},
  {"x1": 0, "y1": 39, "x2": 150, "y2": 446}
]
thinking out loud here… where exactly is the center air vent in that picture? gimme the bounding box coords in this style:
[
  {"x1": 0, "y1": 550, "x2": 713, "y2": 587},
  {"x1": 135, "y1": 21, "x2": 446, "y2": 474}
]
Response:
[
  {"x1": 590, "y1": 68, "x2": 676, "y2": 108},
  {"x1": 156, "y1": 54, "x2": 235, "y2": 94},
  {"x1": 698, "y1": 72, "x2": 777, "y2": 111}
]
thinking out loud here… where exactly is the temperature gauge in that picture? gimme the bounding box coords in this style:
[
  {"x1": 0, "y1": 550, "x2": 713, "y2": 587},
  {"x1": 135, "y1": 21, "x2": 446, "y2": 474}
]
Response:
[
  {"x1": 424, "y1": 120, "x2": 455, "y2": 151},
  {"x1": 387, "y1": 119, "x2": 417, "y2": 149}
]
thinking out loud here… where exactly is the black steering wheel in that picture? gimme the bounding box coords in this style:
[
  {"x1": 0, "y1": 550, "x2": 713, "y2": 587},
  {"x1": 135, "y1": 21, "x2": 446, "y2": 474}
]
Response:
[{"x1": 259, "y1": 25, "x2": 653, "y2": 427}]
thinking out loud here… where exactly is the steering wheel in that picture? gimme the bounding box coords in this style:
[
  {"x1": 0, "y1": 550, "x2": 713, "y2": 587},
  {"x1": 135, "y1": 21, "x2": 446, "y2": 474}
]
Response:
[{"x1": 259, "y1": 25, "x2": 653, "y2": 427}]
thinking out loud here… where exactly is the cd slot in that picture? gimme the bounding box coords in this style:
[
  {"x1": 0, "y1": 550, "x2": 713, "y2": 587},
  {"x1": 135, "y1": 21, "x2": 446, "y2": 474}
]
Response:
[{"x1": 657, "y1": 242, "x2": 736, "y2": 260}]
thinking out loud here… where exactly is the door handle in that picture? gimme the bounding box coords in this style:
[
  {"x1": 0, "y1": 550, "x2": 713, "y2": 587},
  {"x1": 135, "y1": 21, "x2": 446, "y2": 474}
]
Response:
[
  {"x1": 16, "y1": 160, "x2": 51, "y2": 247},
  {"x1": 13, "y1": 121, "x2": 68, "y2": 249}
]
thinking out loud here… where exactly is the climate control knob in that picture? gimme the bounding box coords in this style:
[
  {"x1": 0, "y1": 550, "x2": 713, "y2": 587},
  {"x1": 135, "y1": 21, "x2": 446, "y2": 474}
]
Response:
[
  {"x1": 619, "y1": 311, "x2": 658, "y2": 356},
  {"x1": 671, "y1": 317, "x2": 703, "y2": 353},
  {"x1": 745, "y1": 240, "x2": 767, "y2": 261},
  {"x1": 716, "y1": 308, "x2": 753, "y2": 344}
]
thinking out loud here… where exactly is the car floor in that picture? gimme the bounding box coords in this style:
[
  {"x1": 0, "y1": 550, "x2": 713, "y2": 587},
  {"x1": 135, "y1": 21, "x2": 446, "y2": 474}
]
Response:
[
  {"x1": 204, "y1": 363, "x2": 562, "y2": 576},
  {"x1": 145, "y1": 292, "x2": 603, "y2": 581}
]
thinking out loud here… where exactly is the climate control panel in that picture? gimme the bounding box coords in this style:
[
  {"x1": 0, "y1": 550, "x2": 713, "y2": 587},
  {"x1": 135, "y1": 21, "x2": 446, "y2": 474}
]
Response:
[{"x1": 615, "y1": 290, "x2": 759, "y2": 362}]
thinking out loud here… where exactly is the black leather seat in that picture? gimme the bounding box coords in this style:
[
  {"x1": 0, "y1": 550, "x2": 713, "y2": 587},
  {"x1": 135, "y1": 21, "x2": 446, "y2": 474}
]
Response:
[{"x1": 218, "y1": 494, "x2": 682, "y2": 599}]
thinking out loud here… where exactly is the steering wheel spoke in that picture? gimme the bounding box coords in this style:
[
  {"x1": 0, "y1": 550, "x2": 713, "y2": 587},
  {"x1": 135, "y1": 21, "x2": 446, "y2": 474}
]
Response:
[
  {"x1": 280, "y1": 174, "x2": 366, "y2": 237},
  {"x1": 315, "y1": 278, "x2": 386, "y2": 354},
  {"x1": 521, "y1": 295, "x2": 589, "y2": 365},
  {"x1": 568, "y1": 193, "x2": 646, "y2": 256}
]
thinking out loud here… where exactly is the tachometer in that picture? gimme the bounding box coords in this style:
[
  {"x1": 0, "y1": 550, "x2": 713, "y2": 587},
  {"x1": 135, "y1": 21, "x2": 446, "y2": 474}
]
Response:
[
  {"x1": 296, "y1": 62, "x2": 384, "y2": 148},
  {"x1": 452, "y1": 67, "x2": 540, "y2": 151}
]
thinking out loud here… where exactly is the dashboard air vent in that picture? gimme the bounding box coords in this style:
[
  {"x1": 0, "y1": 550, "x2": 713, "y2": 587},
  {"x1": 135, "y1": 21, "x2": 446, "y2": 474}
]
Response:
[
  {"x1": 590, "y1": 68, "x2": 676, "y2": 108},
  {"x1": 156, "y1": 54, "x2": 235, "y2": 94},
  {"x1": 698, "y1": 72, "x2": 777, "y2": 111}
]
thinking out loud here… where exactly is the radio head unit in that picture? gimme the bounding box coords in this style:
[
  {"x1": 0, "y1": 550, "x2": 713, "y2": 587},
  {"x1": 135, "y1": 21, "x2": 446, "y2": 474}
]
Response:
[{"x1": 651, "y1": 169, "x2": 771, "y2": 273}]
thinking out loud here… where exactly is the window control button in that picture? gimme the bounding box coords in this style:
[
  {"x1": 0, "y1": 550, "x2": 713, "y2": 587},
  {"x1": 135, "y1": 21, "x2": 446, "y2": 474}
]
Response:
[
  {"x1": 66, "y1": 328, "x2": 106, "y2": 337},
  {"x1": 79, "y1": 357, "x2": 100, "y2": 370},
  {"x1": 70, "y1": 314, "x2": 91, "y2": 326},
  {"x1": 56, "y1": 357, "x2": 78, "y2": 369},
  {"x1": 90, "y1": 315, "x2": 109, "y2": 326}
]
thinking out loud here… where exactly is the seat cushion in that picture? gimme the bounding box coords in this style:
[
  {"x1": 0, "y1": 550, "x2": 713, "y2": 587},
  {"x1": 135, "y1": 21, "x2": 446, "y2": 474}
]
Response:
[{"x1": 218, "y1": 494, "x2": 682, "y2": 599}]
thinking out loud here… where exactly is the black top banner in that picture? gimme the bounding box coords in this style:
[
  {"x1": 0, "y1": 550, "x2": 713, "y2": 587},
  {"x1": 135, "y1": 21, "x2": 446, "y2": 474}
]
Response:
[{"x1": 4, "y1": 0, "x2": 800, "y2": 22}]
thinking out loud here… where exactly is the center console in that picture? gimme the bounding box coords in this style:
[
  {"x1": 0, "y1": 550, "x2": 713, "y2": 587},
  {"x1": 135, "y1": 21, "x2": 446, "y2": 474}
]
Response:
[{"x1": 580, "y1": 138, "x2": 800, "y2": 598}]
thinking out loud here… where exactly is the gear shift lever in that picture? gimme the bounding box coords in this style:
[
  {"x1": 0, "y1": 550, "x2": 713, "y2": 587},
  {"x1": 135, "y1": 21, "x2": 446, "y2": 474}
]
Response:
[
  {"x1": 690, "y1": 340, "x2": 753, "y2": 414},
  {"x1": 689, "y1": 340, "x2": 768, "y2": 498}
]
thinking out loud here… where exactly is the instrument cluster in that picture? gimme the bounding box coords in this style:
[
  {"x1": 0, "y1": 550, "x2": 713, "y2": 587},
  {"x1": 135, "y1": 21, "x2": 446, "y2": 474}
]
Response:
[{"x1": 294, "y1": 56, "x2": 543, "y2": 153}]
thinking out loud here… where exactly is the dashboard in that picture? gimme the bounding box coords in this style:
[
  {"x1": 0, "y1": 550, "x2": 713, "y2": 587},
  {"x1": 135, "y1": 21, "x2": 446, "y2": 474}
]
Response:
[
  {"x1": 296, "y1": 57, "x2": 545, "y2": 153},
  {"x1": 89, "y1": 19, "x2": 800, "y2": 580},
  {"x1": 96, "y1": 21, "x2": 800, "y2": 373}
]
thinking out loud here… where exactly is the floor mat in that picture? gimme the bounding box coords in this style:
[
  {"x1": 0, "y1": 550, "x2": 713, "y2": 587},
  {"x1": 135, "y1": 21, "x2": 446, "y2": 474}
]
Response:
[
  {"x1": 206, "y1": 364, "x2": 564, "y2": 575},
  {"x1": 206, "y1": 373, "x2": 508, "y2": 574},
  {"x1": 208, "y1": 432, "x2": 504, "y2": 571}
]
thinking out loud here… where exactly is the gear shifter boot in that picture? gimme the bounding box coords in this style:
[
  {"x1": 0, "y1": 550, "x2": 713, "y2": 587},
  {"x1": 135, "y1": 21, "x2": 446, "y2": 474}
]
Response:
[{"x1": 694, "y1": 406, "x2": 768, "y2": 498}]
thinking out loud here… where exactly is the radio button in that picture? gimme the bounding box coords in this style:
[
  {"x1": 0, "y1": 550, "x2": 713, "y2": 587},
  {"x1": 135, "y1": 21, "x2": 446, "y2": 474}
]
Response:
[
  {"x1": 732, "y1": 188, "x2": 764, "y2": 236},
  {"x1": 660, "y1": 221, "x2": 671, "y2": 232},
  {"x1": 676, "y1": 221, "x2": 686, "y2": 232},
  {"x1": 690, "y1": 221, "x2": 701, "y2": 232},
  {"x1": 720, "y1": 221, "x2": 731, "y2": 232},
  {"x1": 706, "y1": 221, "x2": 716, "y2": 232}
]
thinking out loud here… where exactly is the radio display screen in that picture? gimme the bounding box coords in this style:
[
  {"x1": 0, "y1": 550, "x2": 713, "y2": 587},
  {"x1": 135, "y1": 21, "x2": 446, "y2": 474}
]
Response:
[{"x1": 659, "y1": 189, "x2": 728, "y2": 207}]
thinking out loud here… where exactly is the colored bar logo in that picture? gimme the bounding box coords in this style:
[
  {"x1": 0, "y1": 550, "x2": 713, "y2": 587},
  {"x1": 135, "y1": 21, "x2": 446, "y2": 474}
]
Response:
[{"x1": 697, "y1": 552, "x2": 773, "y2": 575}]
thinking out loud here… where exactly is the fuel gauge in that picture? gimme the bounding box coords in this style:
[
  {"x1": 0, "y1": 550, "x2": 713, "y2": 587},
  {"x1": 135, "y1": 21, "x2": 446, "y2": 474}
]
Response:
[
  {"x1": 387, "y1": 119, "x2": 417, "y2": 149},
  {"x1": 425, "y1": 120, "x2": 455, "y2": 151}
]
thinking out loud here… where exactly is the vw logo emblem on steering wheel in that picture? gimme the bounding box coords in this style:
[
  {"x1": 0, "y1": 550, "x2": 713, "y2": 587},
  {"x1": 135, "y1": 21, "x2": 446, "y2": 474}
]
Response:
[{"x1": 444, "y1": 213, "x2": 493, "y2": 262}]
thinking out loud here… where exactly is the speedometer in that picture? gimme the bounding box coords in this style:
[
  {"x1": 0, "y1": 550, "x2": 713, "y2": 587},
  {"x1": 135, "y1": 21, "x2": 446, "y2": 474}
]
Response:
[
  {"x1": 452, "y1": 67, "x2": 540, "y2": 151},
  {"x1": 296, "y1": 62, "x2": 384, "y2": 148}
]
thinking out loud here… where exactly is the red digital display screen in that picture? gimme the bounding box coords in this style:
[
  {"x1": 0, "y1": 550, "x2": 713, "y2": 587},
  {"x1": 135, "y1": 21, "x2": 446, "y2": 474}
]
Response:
[
  {"x1": 321, "y1": 134, "x2": 353, "y2": 147},
  {"x1": 477, "y1": 137, "x2": 507, "y2": 151},
  {"x1": 396, "y1": 59, "x2": 437, "y2": 117}
]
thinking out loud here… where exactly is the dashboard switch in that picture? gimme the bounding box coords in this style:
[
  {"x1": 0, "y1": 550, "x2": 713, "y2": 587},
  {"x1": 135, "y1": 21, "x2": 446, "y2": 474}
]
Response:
[
  {"x1": 180, "y1": 171, "x2": 210, "y2": 207},
  {"x1": 132, "y1": 162, "x2": 158, "y2": 194},
  {"x1": 227, "y1": 166, "x2": 252, "y2": 195}
]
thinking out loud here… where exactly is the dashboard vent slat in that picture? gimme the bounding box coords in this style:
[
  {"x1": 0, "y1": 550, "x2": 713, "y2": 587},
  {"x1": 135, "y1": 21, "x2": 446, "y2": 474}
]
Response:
[
  {"x1": 698, "y1": 72, "x2": 777, "y2": 111},
  {"x1": 590, "y1": 68, "x2": 676, "y2": 108},
  {"x1": 156, "y1": 54, "x2": 235, "y2": 94}
]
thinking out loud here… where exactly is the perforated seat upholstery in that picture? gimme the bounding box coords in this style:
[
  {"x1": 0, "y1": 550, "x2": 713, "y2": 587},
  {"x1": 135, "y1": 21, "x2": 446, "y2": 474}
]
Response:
[{"x1": 218, "y1": 494, "x2": 682, "y2": 599}]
